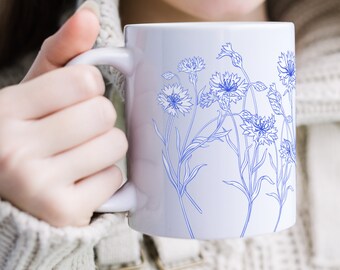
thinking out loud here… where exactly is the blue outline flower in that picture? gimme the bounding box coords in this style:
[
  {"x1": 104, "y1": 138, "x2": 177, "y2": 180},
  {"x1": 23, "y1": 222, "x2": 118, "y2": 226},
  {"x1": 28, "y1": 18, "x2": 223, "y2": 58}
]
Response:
[
  {"x1": 178, "y1": 57, "x2": 205, "y2": 85},
  {"x1": 278, "y1": 51, "x2": 296, "y2": 91},
  {"x1": 241, "y1": 114, "x2": 278, "y2": 145},
  {"x1": 201, "y1": 72, "x2": 247, "y2": 111},
  {"x1": 178, "y1": 57, "x2": 205, "y2": 74},
  {"x1": 158, "y1": 83, "x2": 192, "y2": 116},
  {"x1": 217, "y1": 43, "x2": 243, "y2": 68},
  {"x1": 279, "y1": 139, "x2": 296, "y2": 163}
]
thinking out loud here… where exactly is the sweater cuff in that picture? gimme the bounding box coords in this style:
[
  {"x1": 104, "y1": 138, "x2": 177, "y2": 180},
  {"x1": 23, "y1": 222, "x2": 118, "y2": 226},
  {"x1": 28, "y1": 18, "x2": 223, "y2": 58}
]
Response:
[{"x1": 0, "y1": 198, "x2": 125, "y2": 270}]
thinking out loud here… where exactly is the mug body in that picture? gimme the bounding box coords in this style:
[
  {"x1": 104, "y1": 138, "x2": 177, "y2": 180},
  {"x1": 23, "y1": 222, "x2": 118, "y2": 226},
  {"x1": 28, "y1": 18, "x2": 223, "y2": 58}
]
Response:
[{"x1": 124, "y1": 22, "x2": 296, "y2": 239}]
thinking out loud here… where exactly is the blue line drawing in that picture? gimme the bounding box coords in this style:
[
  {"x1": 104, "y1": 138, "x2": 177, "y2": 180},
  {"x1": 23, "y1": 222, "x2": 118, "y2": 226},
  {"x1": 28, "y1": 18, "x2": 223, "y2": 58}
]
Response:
[
  {"x1": 266, "y1": 51, "x2": 296, "y2": 232},
  {"x1": 200, "y1": 43, "x2": 278, "y2": 237},
  {"x1": 200, "y1": 43, "x2": 295, "y2": 237},
  {"x1": 154, "y1": 57, "x2": 228, "y2": 238},
  {"x1": 153, "y1": 44, "x2": 296, "y2": 238}
]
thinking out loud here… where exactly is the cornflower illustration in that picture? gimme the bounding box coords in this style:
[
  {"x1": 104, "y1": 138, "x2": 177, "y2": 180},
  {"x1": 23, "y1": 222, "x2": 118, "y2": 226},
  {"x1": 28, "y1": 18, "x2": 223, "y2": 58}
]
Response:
[{"x1": 154, "y1": 57, "x2": 228, "y2": 238}]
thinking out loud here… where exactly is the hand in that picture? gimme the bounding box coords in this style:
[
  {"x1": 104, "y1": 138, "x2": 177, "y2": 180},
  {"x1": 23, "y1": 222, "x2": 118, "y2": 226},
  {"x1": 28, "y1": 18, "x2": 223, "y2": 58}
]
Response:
[{"x1": 0, "y1": 4, "x2": 128, "y2": 227}]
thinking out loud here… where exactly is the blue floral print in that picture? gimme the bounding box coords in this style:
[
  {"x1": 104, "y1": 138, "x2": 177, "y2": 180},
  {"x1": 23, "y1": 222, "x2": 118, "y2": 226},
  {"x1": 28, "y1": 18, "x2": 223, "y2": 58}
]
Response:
[
  {"x1": 278, "y1": 51, "x2": 296, "y2": 94},
  {"x1": 153, "y1": 44, "x2": 296, "y2": 238},
  {"x1": 177, "y1": 56, "x2": 205, "y2": 73},
  {"x1": 217, "y1": 43, "x2": 243, "y2": 68},
  {"x1": 154, "y1": 57, "x2": 228, "y2": 238},
  {"x1": 178, "y1": 56, "x2": 205, "y2": 85},
  {"x1": 279, "y1": 139, "x2": 296, "y2": 164},
  {"x1": 240, "y1": 113, "x2": 278, "y2": 146},
  {"x1": 200, "y1": 72, "x2": 247, "y2": 111},
  {"x1": 158, "y1": 84, "x2": 192, "y2": 116}
]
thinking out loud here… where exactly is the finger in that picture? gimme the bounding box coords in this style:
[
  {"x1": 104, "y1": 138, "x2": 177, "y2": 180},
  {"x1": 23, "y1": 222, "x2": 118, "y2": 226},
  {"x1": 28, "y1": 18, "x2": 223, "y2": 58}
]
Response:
[
  {"x1": 0, "y1": 65, "x2": 105, "y2": 120},
  {"x1": 23, "y1": 3, "x2": 100, "y2": 82},
  {"x1": 51, "y1": 128, "x2": 128, "y2": 183},
  {"x1": 72, "y1": 165, "x2": 124, "y2": 212},
  {"x1": 29, "y1": 96, "x2": 116, "y2": 157}
]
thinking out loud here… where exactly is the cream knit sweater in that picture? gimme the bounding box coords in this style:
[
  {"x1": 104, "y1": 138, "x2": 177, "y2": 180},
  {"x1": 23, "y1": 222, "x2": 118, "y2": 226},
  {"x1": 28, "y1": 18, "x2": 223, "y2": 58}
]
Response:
[{"x1": 1, "y1": 0, "x2": 340, "y2": 269}]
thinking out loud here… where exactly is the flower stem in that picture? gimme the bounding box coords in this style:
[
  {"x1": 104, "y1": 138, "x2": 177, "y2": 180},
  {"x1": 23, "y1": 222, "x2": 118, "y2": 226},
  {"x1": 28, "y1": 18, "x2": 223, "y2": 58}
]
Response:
[
  {"x1": 165, "y1": 116, "x2": 178, "y2": 186},
  {"x1": 185, "y1": 189, "x2": 202, "y2": 214},
  {"x1": 249, "y1": 143, "x2": 260, "y2": 194},
  {"x1": 179, "y1": 194, "x2": 195, "y2": 238},
  {"x1": 274, "y1": 204, "x2": 283, "y2": 232},
  {"x1": 192, "y1": 116, "x2": 219, "y2": 140},
  {"x1": 241, "y1": 67, "x2": 258, "y2": 196},
  {"x1": 182, "y1": 82, "x2": 198, "y2": 154},
  {"x1": 230, "y1": 113, "x2": 247, "y2": 190},
  {"x1": 241, "y1": 67, "x2": 258, "y2": 115},
  {"x1": 241, "y1": 200, "x2": 253, "y2": 237}
]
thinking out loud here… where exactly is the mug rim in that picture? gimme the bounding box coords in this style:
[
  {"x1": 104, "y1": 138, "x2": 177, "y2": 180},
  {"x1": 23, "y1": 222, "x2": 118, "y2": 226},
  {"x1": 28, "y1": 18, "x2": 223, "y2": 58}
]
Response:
[{"x1": 124, "y1": 21, "x2": 294, "y2": 30}]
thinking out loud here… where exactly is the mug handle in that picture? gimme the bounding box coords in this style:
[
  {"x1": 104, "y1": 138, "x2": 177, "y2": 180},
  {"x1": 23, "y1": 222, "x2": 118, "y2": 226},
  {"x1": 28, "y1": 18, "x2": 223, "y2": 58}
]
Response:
[{"x1": 67, "y1": 47, "x2": 136, "y2": 213}]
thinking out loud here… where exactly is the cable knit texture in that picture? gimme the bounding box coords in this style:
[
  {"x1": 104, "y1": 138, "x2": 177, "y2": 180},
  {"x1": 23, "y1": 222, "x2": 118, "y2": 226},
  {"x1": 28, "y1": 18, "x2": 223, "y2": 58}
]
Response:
[{"x1": 1, "y1": 0, "x2": 340, "y2": 269}]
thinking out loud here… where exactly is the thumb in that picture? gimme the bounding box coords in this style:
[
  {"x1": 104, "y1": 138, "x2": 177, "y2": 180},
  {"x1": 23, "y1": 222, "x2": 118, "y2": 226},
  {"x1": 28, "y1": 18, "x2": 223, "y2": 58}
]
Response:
[{"x1": 23, "y1": 1, "x2": 100, "y2": 82}]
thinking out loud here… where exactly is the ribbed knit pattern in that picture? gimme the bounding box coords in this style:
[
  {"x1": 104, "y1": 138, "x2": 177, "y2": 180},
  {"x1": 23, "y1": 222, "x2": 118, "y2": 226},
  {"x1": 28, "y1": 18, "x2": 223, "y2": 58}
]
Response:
[{"x1": 0, "y1": 199, "x2": 125, "y2": 270}]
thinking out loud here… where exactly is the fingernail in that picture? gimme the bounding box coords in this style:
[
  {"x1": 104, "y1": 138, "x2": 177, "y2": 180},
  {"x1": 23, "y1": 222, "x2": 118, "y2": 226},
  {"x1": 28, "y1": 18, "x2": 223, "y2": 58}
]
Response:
[{"x1": 77, "y1": 0, "x2": 100, "y2": 20}]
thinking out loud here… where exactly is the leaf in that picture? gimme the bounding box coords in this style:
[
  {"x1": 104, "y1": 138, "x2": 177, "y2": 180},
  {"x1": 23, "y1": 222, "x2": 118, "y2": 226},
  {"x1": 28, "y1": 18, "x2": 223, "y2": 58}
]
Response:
[
  {"x1": 267, "y1": 83, "x2": 283, "y2": 115},
  {"x1": 153, "y1": 119, "x2": 165, "y2": 145},
  {"x1": 197, "y1": 86, "x2": 206, "y2": 104},
  {"x1": 184, "y1": 189, "x2": 203, "y2": 214},
  {"x1": 221, "y1": 128, "x2": 232, "y2": 137},
  {"x1": 225, "y1": 132, "x2": 238, "y2": 155},
  {"x1": 268, "y1": 153, "x2": 277, "y2": 172},
  {"x1": 162, "y1": 152, "x2": 176, "y2": 188},
  {"x1": 287, "y1": 185, "x2": 294, "y2": 192},
  {"x1": 282, "y1": 185, "x2": 294, "y2": 204},
  {"x1": 266, "y1": 192, "x2": 280, "y2": 203},
  {"x1": 252, "y1": 81, "x2": 267, "y2": 92},
  {"x1": 183, "y1": 164, "x2": 207, "y2": 192},
  {"x1": 162, "y1": 71, "x2": 175, "y2": 80},
  {"x1": 223, "y1": 180, "x2": 250, "y2": 200},
  {"x1": 183, "y1": 158, "x2": 191, "y2": 183},
  {"x1": 241, "y1": 144, "x2": 253, "y2": 175},
  {"x1": 282, "y1": 165, "x2": 293, "y2": 186},
  {"x1": 252, "y1": 149, "x2": 268, "y2": 174},
  {"x1": 217, "y1": 110, "x2": 225, "y2": 127},
  {"x1": 240, "y1": 154, "x2": 249, "y2": 175},
  {"x1": 182, "y1": 138, "x2": 205, "y2": 161},
  {"x1": 252, "y1": 175, "x2": 275, "y2": 201},
  {"x1": 210, "y1": 128, "x2": 231, "y2": 143}
]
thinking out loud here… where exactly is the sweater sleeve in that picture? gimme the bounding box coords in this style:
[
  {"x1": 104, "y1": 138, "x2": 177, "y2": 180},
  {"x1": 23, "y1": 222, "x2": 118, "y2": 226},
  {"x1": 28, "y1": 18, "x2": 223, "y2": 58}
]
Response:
[
  {"x1": 0, "y1": 198, "x2": 125, "y2": 270},
  {"x1": 296, "y1": 53, "x2": 340, "y2": 126},
  {"x1": 271, "y1": 0, "x2": 340, "y2": 126}
]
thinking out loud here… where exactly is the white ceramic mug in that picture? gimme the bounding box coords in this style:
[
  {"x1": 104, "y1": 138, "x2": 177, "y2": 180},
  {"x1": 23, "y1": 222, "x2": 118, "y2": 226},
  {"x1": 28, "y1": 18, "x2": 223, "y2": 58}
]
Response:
[{"x1": 69, "y1": 22, "x2": 296, "y2": 240}]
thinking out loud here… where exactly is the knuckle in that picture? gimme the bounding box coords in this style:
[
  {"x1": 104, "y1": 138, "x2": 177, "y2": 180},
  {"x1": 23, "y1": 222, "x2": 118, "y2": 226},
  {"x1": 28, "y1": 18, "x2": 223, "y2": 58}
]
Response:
[
  {"x1": 40, "y1": 36, "x2": 53, "y2": 52},
  {"x1": 111, "y1": 128, "x2": 128, "y2": 153},
  {"x1": 100, "y1": 165, "x2": 124, "y2": 194},
  {"x1": 111, "y1": 166, "x2": 123, "y2": 185},
  {"x1": 93, "y1": 97, "x2": 117, "y2": 128},
  {"x1": 68, "y1": 66, "x2": 105, "y2": 97}
]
